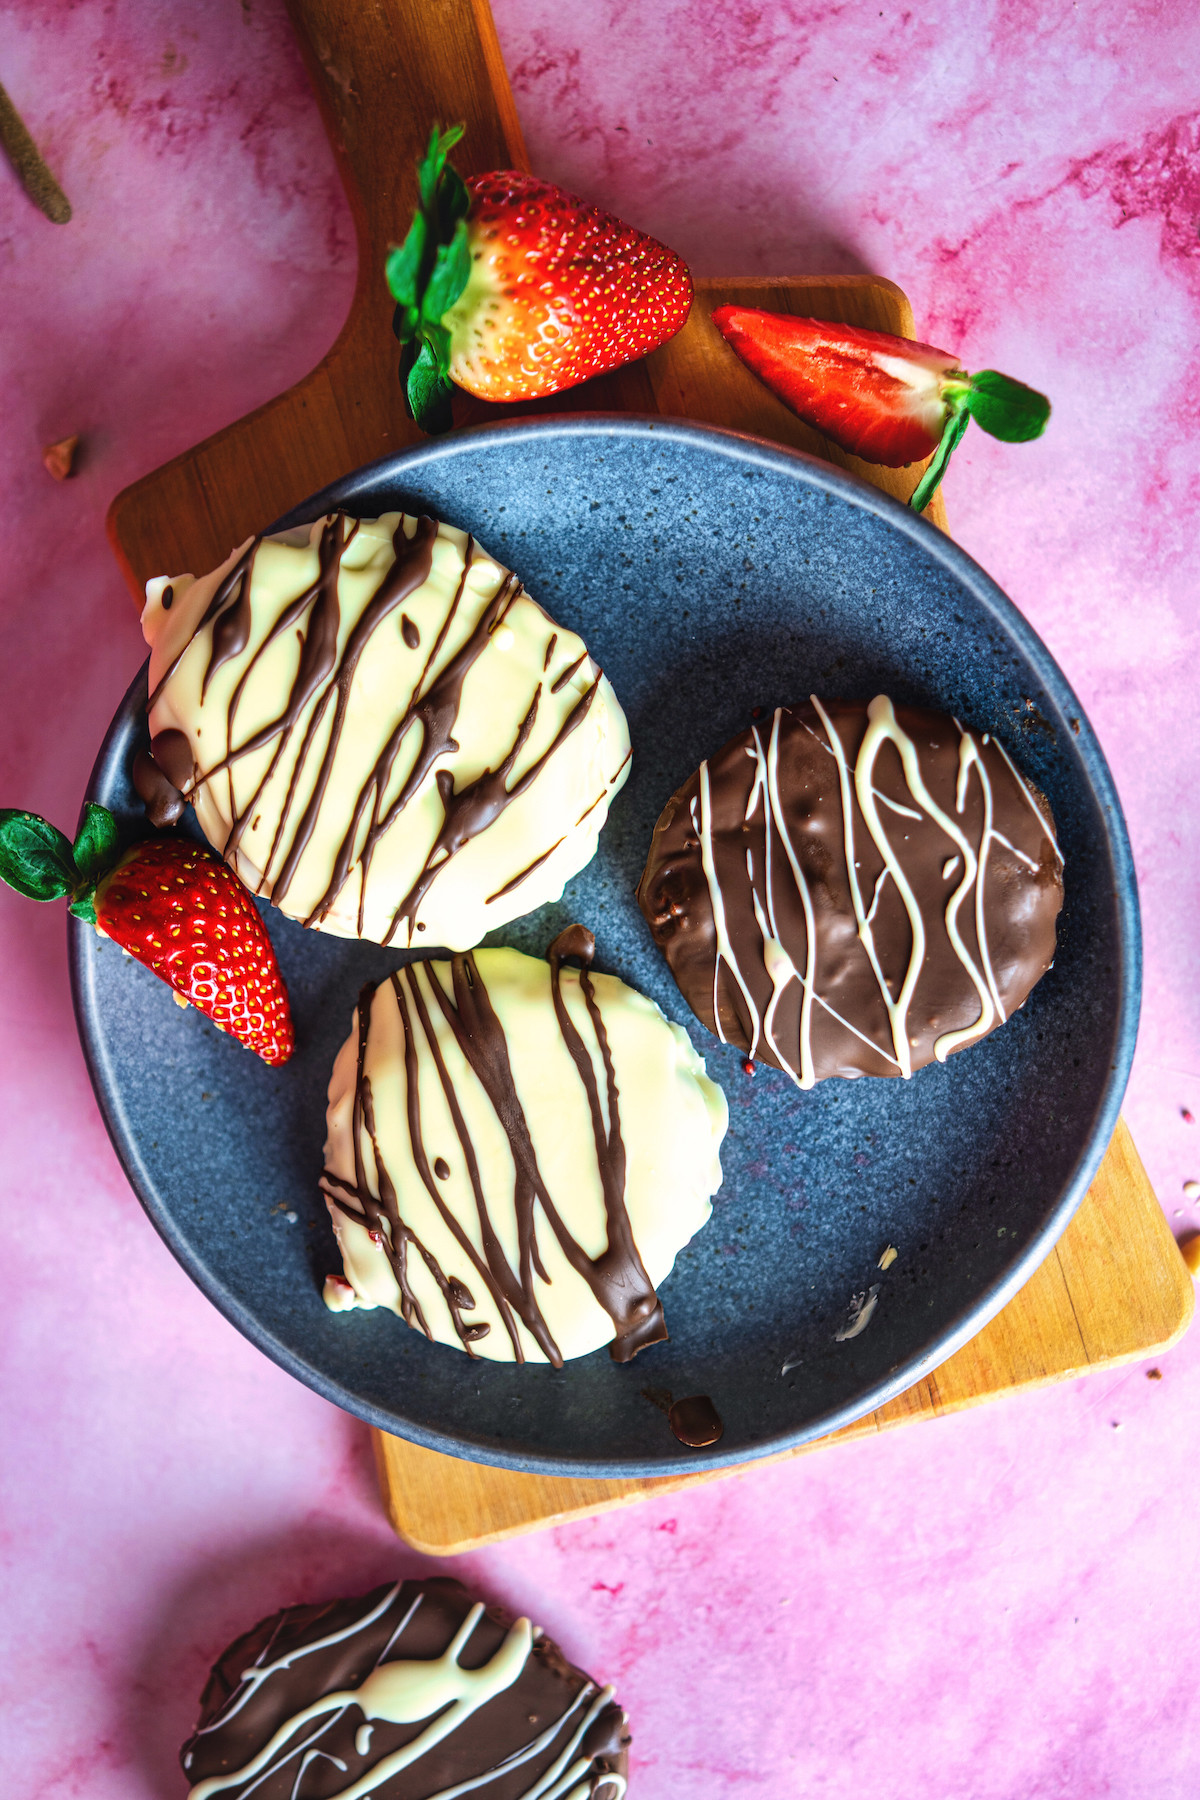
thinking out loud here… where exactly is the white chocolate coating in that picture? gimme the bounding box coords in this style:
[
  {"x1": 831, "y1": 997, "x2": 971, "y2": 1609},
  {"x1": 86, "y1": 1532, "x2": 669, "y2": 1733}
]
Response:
[
  {"x1": 321, "y1": 944, "x2": 728, "y2": 1364},
  {"x1": 142, "y1": 514, "x2": 631, "y2": 950}
]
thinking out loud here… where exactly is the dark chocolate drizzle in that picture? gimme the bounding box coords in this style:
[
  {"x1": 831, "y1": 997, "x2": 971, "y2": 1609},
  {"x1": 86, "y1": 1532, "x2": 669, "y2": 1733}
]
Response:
[
  {"x1": 218, "y1": 513, "x2": 366, "y2": 886},
  {"x1": 180, "y1": 1576, "x2": 631, "y2": 1799},
  {"x1": 550, "y1": 651, "x2": 587, "y2": 694},
  {"x1": 545, "y1": 925, "x2": 667, "y2": 1359},
  {"x1": 323, "y1": 931, "x2": 667, "y2": 1365},
  {"x1": 203, "y1": 541, "x2": 259, "y2": 699},
  {"x1": 149, "y1": 727, "x2": 194, "y2": 791},
  {"x1": 637, "y1": 698, "x2": 1063, "y2": 1083},
  {"x1": 131, "y1": 747, "x2": 187, "y2": 828},
  {"x1": 147, "y1": 538, "x2": 258, "y2": 712},
  {"x1": 132, "y1": 725, "x2": 193, "y2": 830},
  {"x1": 668, "y1": 1393, "x2": 724, "y2": 1447},
  {"x1": 485, "y1": 835, "x2": 566, "y2": 904},
  {"x1": 382, "y1": 650, "x2": 599, "y2": 945},
  {"x1": 271, "y1": 513, "x2": 438, "y2": 914}
]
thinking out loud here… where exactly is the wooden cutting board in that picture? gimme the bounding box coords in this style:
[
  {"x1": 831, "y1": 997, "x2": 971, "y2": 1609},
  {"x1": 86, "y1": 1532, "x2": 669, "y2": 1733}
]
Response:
[{"x1": 105, "y1": 0, "x2": 1193, "y2": 1556}]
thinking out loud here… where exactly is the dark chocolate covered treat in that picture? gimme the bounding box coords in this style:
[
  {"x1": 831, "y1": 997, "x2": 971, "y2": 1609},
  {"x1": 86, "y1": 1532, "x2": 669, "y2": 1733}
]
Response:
[
  {"x1": 181, "y1": 1576, "x2": 630, "y2": 1799},
  {"x1": 637, "y1": 696, "x2": 1063, "y2": 1084}
]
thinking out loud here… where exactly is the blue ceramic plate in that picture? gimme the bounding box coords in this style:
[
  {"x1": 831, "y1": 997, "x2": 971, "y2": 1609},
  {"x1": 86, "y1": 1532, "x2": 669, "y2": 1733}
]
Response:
[{"x1": 71, "y1": 417, "x2": 1139, "y2": 1477}]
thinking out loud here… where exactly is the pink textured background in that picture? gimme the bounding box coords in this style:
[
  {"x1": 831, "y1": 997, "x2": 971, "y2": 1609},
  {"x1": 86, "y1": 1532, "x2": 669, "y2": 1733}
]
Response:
[{"x1": 2, "y1": 2, "x2": 1199, "y2": 1793}]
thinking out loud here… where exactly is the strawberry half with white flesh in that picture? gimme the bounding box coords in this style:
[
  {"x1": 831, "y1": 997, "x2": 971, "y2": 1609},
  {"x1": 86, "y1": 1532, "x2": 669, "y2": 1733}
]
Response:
[
  {"x1": 387, "y1": 124, "x2": 692, "y2": 433},
  {"x1": 711, "y1": 307, "x2": 1050, "y2": 513},
  {"x1": 0, "y1": 803, "x2": 294, "y2": 1065}
]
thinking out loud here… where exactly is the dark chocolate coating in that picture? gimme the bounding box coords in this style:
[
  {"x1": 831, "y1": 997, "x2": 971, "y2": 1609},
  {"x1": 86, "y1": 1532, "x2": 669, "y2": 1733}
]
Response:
[
  {"x1": 637, "y1": 699, "x2": 1063, "y2": 1083},
  {"x1": 181, "y1": 1576, "x2": 629, "y2": 1798},
  {"x1": 131, "y1": 745, "x2": 187, "y2": 827}
]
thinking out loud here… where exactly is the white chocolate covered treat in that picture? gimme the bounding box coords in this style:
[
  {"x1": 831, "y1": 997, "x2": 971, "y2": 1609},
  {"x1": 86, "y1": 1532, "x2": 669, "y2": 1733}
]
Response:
[
  {"x1": 139, "y1": 513, "x2": 631, "y2": 950},
  {"x1": 320, "y1": 927, "x2": 728, "y2": 1365}
]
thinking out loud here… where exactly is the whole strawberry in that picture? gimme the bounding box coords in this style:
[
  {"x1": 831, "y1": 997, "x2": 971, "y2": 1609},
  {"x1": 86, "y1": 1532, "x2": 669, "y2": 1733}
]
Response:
[
  {"x1": 711, "y1": 308, "x2": 1050, "y2": 513},
  {"x1": 387, "y1": 124, "x2": 692, "y2": 432},
  {"x1": 0, "y1": 803, "x2": 293, "y2": 1065}
]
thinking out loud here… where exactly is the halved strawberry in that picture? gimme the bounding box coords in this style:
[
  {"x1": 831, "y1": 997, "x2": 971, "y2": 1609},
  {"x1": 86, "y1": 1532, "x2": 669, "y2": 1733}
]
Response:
[
  {"x1": 0, "y1": 804, "x2": 293, "y2": 1064},
  {"x1": 386, "y1": 124, "x2": 692, "y2": 432},
  {"x1": 711, "y1": 307, "x2": 1050, "y2": 513}
]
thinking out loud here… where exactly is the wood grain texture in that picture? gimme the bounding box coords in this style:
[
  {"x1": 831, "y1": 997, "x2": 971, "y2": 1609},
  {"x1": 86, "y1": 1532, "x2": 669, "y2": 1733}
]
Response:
[
  {"x1": 106, "y1": 0, "x2": 531, "y2": 593},
  {"x1": 98, "y1": 0, "x2": 1188, "y2": 1556},
  {"x1": 105, "y1": 8, "x2": 945, "y2": 595},
  {"x1": 377, "y1": 1123, "x2": 1194, "y2": 1555}
]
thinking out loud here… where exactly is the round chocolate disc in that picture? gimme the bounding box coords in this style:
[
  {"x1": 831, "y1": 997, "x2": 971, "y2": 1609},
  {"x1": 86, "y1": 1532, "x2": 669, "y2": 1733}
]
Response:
[
  {"x1": 181, "y1": 1576, "x2": 630, "y2": 1798},
  {"x1": 636, "y1": 696, "x2": 1063, "y2": 1085}
]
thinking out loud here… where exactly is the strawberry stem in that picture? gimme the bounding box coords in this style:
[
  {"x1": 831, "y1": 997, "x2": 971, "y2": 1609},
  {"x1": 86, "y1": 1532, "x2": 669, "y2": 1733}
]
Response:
[
  {"x1": 0, "y1": 803, "x2": 118, "y2": 919},
  {"x1": 386, "y1": 123, "x2": 472, "y2": 436},
  {"x1": 909, "y1": 405, "x2": 970, "y2": 515}
]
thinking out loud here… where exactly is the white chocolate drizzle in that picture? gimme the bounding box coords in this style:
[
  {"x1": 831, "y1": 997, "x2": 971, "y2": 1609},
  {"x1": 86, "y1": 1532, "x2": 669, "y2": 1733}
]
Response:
[
  {"x1": 669, "y1": 697, "x2": 1061, "y2": 1084},
  {"x1": 187, "y1": 1589, "x2": 627, "y2": 1800}
]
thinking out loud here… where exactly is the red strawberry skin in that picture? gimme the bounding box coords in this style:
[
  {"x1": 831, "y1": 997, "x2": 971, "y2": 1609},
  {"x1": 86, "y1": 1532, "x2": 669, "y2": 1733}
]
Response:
[
  {"x1": 711, "y1": 307, "x2": 964, "y2": 467},
  {"x1": 445, "y1": 172, "x2": 692, "y2": 402},
  {"x1": 96, "y1": 838, "x2": 294, "y2": 1065}
]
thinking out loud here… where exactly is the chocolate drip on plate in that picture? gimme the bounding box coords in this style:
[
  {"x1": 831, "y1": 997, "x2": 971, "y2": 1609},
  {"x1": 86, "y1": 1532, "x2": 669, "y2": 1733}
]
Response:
[{"x1": 668, "y1": 1393, "x2": 724, "y2": 1447}]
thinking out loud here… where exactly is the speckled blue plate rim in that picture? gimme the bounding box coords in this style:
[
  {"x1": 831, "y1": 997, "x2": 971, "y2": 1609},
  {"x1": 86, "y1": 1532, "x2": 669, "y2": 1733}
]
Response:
[{"x1": 68, "y1": 414, "x2": 1142, "y2": 1479}]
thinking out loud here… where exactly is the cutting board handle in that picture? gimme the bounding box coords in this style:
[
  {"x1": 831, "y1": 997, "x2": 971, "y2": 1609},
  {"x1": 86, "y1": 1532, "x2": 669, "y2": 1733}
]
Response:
[{"x1": 285, "y1": 0, "x2": 529, "y2": 301}]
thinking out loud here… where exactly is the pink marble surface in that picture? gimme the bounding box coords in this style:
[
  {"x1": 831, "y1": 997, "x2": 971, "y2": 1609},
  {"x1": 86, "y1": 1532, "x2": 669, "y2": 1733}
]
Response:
[{"x1": 2, "y1": 1, "x2": 1199, "y2": 1793}]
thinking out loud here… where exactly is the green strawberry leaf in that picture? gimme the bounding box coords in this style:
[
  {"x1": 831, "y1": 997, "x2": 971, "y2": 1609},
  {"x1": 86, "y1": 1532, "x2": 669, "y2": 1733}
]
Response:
[
  {"x1": 68, "y1": 894, "x2": 98, "y2": 925},
  {"x1": 406, "y1": 338, "x2": 455, "y2": 435},
  {"x1": 909, "y1": 404, "x2": 971, "y2": 515},
  {"x1": 965, "y1": 370, "x2": 1051, "y2": 443},
  {"x1": 385, "y1": 212, "x2": 427, "y2": 325},
  {"x1": 385, "y1": 121, "x2": 469, "y2": 433},
  {"x1": 72, "y1": 802, "x2": 119, "y2": 882},
  {"x1": 0, "y1": 809, "x2": 80, "y2": 902},
  {"x1": 418, "y1": 122, "x2": 463, "y2": 213},
  {"x1": 437, "y1": 160, "x2": 470, "y2": 236},
  {"x1": 421, "y1": 219, "x2": 471, "y2": 324}
]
